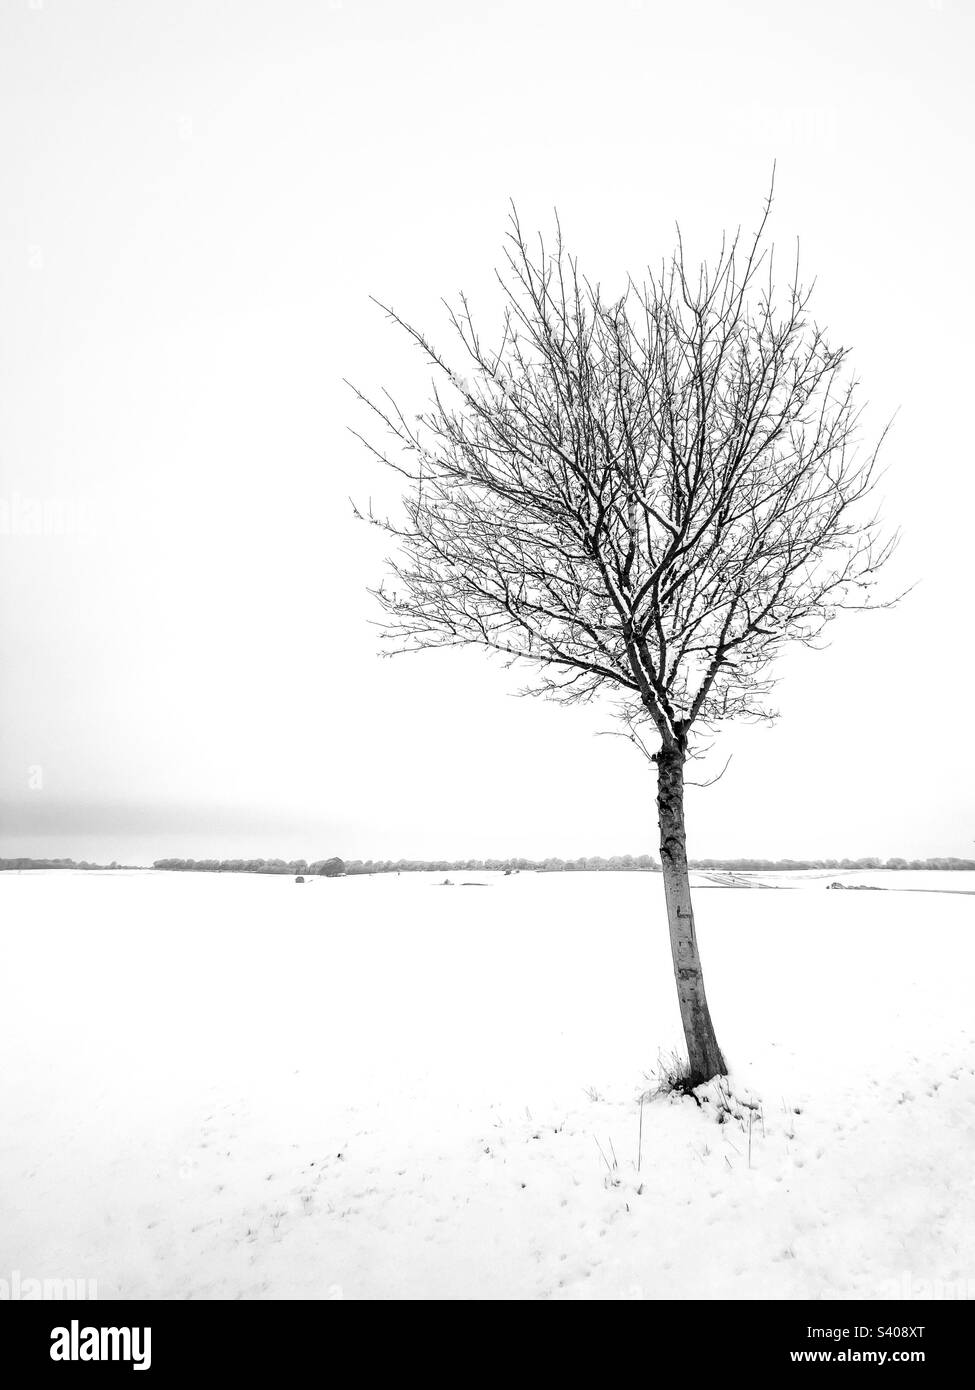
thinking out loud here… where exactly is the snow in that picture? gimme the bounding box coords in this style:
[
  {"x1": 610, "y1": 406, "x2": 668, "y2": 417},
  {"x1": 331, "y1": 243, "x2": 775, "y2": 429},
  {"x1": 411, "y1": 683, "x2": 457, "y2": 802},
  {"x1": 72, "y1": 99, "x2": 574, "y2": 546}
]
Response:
[{"x1": 1, "y1": 868, "x2": 973, "y2": 1300}]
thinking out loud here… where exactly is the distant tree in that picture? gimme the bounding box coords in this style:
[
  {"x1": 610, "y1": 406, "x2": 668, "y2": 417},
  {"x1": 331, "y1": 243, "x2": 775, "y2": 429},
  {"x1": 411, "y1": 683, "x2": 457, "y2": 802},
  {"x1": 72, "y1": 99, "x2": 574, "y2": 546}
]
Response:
[{"x1": 352, "y1": 186, "x2": 898, "y2": 1083}]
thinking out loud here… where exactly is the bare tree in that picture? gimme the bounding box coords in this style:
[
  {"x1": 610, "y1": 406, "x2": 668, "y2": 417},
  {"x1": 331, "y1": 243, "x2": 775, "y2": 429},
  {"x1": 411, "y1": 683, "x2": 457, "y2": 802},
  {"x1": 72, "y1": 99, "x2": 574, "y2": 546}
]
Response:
[{"x1": 350, "y1": 188, "x2": 897, "y2": 1084}]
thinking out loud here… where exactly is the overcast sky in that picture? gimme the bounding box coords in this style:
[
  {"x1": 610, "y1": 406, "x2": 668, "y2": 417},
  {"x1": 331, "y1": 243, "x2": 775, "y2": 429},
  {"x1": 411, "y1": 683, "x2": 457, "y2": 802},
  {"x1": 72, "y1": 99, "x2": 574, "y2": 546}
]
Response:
[{"x1": 1, "y1": 0, "x2": 972, "y2": 865}]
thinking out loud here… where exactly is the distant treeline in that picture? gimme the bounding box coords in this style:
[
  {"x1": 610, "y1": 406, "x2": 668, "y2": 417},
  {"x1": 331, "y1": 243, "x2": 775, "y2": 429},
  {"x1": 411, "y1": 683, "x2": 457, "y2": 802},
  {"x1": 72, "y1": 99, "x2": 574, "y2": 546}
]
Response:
[
  {"x1": 690, "y1": 857, "x2": 975, "y2": 871},
  {"x1": 5, "y1": 855, "x2": 975, "y2": 876},
  {"x1": 153, "y1": 857, "x2": 346, "y2": 876},
  {"x1": 151, "y1": 855, "x2": 660, "y2": 875},
  {"x1": 0, "y1": 857, "x2": 131, "y2": 871},
  {"x1": 152, "y1": 855, "x2": 975, "y2": 875}
]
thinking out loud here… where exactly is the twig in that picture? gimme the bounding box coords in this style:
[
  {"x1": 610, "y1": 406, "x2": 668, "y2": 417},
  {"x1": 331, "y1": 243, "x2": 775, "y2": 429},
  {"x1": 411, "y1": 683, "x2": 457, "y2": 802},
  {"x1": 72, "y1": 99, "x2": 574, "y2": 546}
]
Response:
[
  {"x1": 686, "y1": 754, "x2": 734, "y2": 789},
  {"x1": 594, "y1": 1137, "x2": 613, "y2": 1174}
]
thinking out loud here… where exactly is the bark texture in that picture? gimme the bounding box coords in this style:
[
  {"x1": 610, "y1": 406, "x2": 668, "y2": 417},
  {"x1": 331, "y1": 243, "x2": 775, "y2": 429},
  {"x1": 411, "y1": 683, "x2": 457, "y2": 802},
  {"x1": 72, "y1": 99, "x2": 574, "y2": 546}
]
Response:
[{"x1": 656, "y1": 748, "x2": 727, "y2": 1083}]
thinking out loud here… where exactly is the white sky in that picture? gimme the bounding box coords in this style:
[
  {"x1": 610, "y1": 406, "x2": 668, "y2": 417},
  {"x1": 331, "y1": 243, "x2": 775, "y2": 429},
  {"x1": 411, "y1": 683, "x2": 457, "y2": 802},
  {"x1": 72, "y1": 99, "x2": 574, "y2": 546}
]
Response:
[{"x1": 1, "y1": 0, "x2": 973, "y2": 864}]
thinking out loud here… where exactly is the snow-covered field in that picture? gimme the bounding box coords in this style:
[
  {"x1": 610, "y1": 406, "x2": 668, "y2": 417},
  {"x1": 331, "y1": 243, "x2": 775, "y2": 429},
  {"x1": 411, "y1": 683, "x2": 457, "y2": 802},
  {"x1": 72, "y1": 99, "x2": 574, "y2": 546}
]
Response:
[{"x1": 1, "y1": 868, "x2": 973, "y2": 1300}]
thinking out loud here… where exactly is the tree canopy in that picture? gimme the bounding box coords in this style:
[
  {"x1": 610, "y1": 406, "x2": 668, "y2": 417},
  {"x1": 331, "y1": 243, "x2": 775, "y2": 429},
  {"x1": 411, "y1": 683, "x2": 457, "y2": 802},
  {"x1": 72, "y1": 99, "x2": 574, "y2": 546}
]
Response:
[{"x1": 352, "y1": 190, "x2": 896, "y2": 753}]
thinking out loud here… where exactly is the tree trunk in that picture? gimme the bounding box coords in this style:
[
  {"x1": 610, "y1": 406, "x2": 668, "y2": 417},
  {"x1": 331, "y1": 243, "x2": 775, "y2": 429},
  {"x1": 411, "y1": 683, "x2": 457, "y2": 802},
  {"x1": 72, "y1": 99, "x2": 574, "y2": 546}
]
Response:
[{"x1": 655, "y1": 747, "x2": 727, "y2": 1084}]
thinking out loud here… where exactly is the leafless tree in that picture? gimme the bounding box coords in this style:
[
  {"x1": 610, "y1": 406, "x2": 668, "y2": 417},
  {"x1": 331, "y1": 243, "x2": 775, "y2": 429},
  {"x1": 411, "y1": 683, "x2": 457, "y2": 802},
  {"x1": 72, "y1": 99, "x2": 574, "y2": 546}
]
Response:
[{"x1": 349, "y1": 187, "x2": 897, "y2": 1084}]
